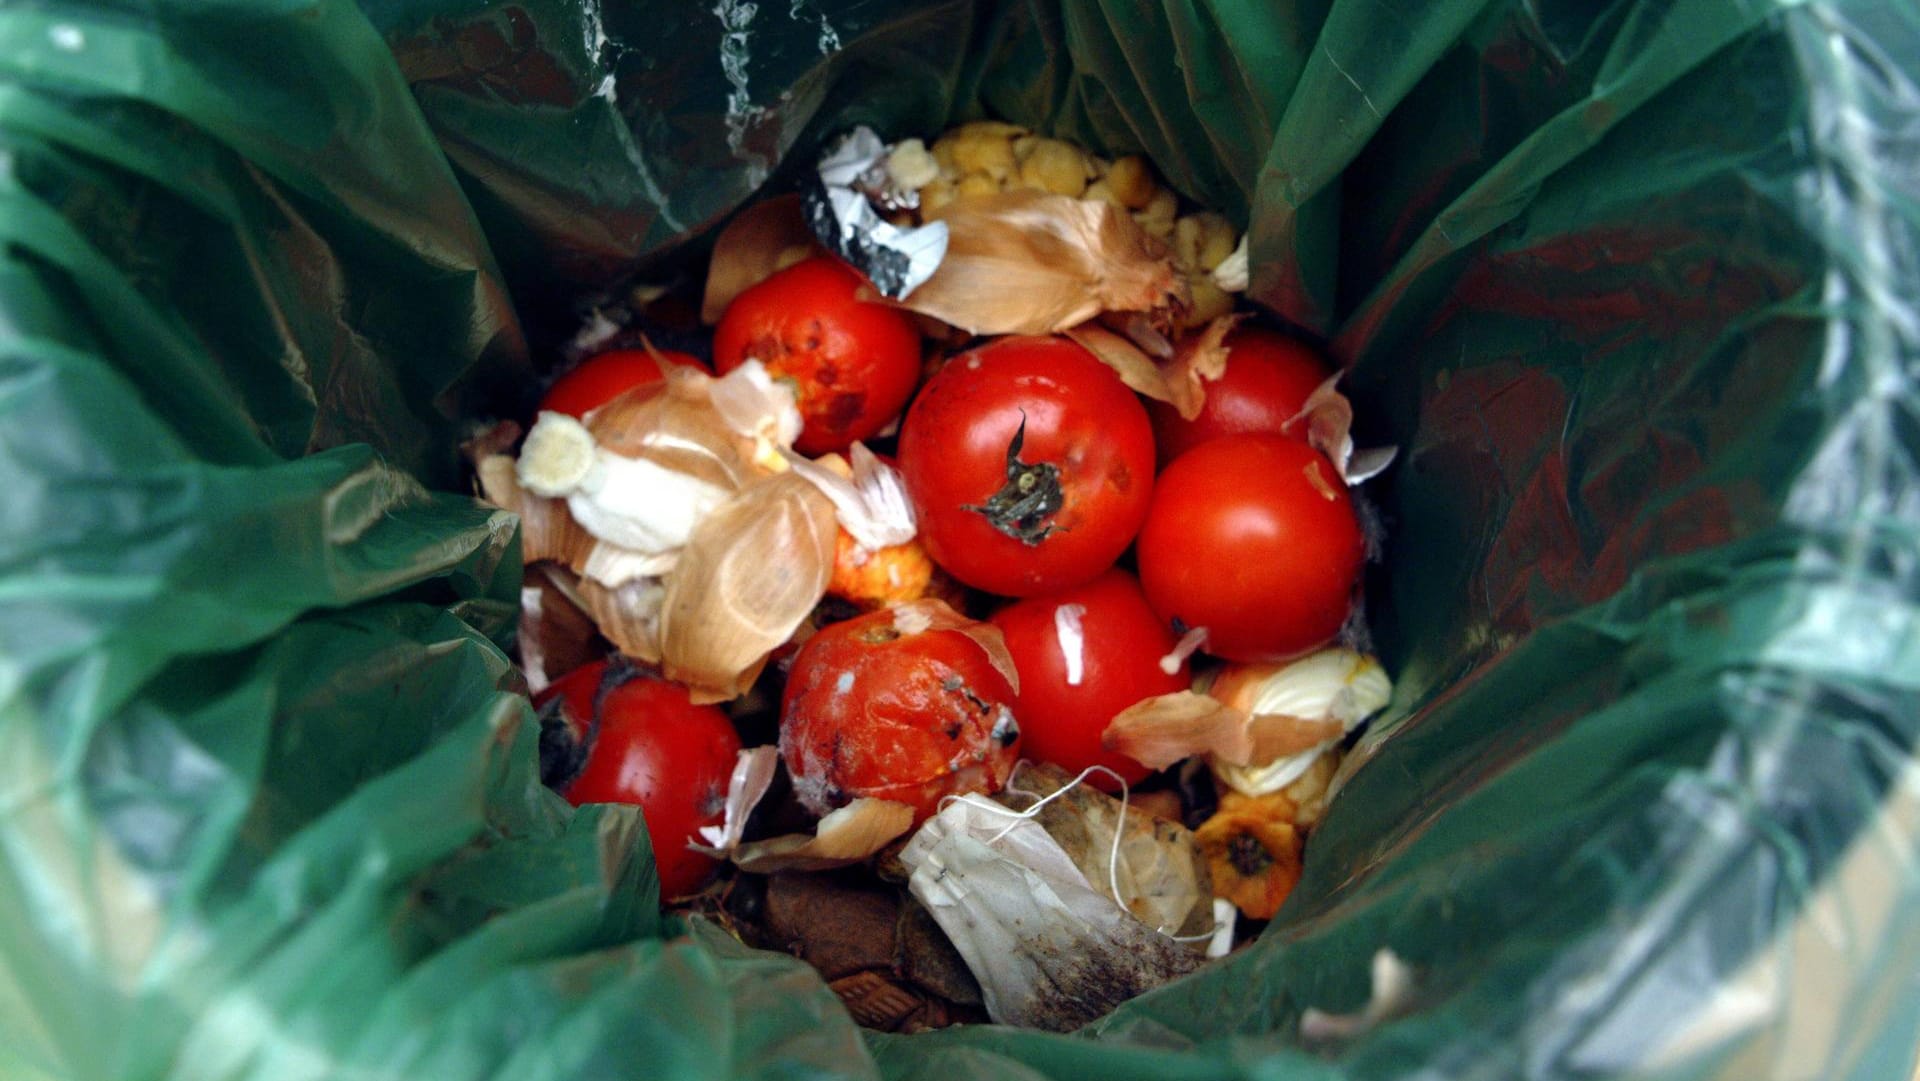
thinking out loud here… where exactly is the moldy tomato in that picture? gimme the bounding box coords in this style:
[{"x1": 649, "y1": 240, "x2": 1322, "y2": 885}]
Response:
[
  {"x1": 898, "y1": 336, "x2": 1154, "y2": 597},
  {"x1": 780, "y1": 607, "x2": 1020, "y2": 821},
  {"x1": 536, "y1": 661, "x2": 742, "y2": 899},
  {"x1": 1136, "y1": 434, "x2": 1363, "y2": 663},
  {"x1": 1148, "y1": 327, "x2": 1329, "y2": 465},
  {"x1": 987, "y1": 568, "x2": 1186, "y2": 790},
  {"x1": 540, "y1": 348, "x2": 708, "y2": 419},
  {"x1": 712, "y1": 256, "x2": 922, "y2": 456}
]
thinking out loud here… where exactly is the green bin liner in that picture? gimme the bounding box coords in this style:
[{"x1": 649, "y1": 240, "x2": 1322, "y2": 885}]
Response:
[{"x1": 2, "y1": 0, "x2": 1916, "y2": 1078}]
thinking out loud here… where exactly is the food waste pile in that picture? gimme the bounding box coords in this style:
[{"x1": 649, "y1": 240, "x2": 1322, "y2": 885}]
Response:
[{"x1": 473, "y1": 120, "x2": 1398, "y2": 1034}]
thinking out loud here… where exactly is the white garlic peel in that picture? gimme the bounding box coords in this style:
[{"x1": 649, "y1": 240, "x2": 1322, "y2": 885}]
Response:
[
  {"x1": 580, "y1": 542, "x2": 676, "y2": 588},
  {"x1": 1211, "y1": 649, "x2": 1391, "y2": 797},
  {"x1": 1054, "y1": 603, "x2": 1088, "y2": 686},
  {"x1": 709, "y1": 359, "x2": 803, "y2": 470},
  {"x1": 565, "y1": 452, "x2": 732, "y2": 555},
  {"x1": 516, "y1": 411, "x2": 597, "y2": 497},
  {"x1": 785, "y1": 442, "x2": 917, "y2": 551},
  {"x1": 1211, "y1": 234, "x2": 1249, "y2": 293}
]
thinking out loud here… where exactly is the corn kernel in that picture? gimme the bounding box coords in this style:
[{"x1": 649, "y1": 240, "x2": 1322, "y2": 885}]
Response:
[
  {"x1": 1133, "y1": 186, "x2": 1178, "y2": 238},
  {"x1": 1081, "y1": 178, "x2": 1126, "y2": 208},
  {"x1": 1017, "y1": 139, "x2": 1089, "y2": 197},
  {"x1": 1181, "y1": 276, "x2": 1234, "y2": 328},
  {"x1": 1107, "y1": 155, "x2": 1157, "y2": 209},
  {"x1": 1173, "y1": 213, "x2": 1234, "y2": 272},
  {"x1": 951, "y1": 133, "x2": 1016, "y2": 180},
  {"x1": 956, "y1": 173, "x2": 1002, "y2": 198},
  {"x1": 919, "y1": 178, "x2": 957, "y2": 213},
  {"x1": 886, "y1": 138, "x2": 939, "y2": 191}
]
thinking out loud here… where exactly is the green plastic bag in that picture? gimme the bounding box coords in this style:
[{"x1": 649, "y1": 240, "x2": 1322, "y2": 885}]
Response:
[{"x1": 3, "y1": 0, "x2": 1917, "y2": 1078}]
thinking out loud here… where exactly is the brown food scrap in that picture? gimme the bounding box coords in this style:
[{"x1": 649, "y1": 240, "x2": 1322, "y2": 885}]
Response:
[
  {"x1": 762, "y1": 872, "x2": 900, "y2": 980},
  {"x1": 517, "y1": 564, "x2": 604, "y2": 695},
  {"x1": 894, "y1": 900, "x2": 984, "y2": 1008}
]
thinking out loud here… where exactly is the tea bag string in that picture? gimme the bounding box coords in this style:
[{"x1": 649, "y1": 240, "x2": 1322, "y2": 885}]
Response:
[{"x1": 940, "y1": 761, "x2": 1216, "y2": 944}]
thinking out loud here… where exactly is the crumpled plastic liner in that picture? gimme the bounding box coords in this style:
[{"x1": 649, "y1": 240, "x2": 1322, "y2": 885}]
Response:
[{"x1": 1, "y1": 0, "x2": 1917, "y2": 1079}]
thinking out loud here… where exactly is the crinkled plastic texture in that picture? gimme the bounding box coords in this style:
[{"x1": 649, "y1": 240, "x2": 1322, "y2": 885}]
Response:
[{"x1": 1, "y1": 1, "x2": 1916, "y2": 1080}]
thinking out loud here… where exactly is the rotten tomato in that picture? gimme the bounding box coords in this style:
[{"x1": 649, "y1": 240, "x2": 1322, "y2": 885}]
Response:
[
  {"x1": 712, "y1": 256, "x2": 922, "y2": 455},
  {"x1": 779, "y1": 607, "x2": 1021, "y2": 821},
  {"x1": 537, "y1": 660, "x2": 743, "y2": 899}
]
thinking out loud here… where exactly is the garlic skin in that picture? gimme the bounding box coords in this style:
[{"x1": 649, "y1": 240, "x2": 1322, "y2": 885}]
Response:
[
  {"x1": 565, "y1": 452, "x2": 733, "y2": 555},
  {"x1": 709, "y1": 359, "x2": 803, "y2": 470},
  {"x1": 1211, "y1": 234, "x2": 1249, "y2": 293},
  {"x1": 1211, "y1": 649, "x2": 1391, "y2": 796},
  {"x1": 787, "y1": 441, "x2": 917, "y2": 551},
  {"x1": 516, "y1": 412, "x2": 597, "y2": 496}
]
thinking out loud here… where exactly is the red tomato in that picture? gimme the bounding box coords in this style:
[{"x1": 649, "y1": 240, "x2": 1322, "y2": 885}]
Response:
[
  {"x1": 712, "y1": 257, "x2": 922, "y2": 455},
  {"x1": 988, "y1": 569, "x2": 1186, "y2": 790},
  {"x1": 898, "y1": 336, "x2": 1155, "y2": 597},
  {"x1": 1136, "y1": 435, "x2": 1363, "y2": 663},
  {"x1": 1148, "y1": 328, "x2": 1330, "y2": 464},
  {"x1": 539, "y1": 348, "x2": 708, "y2": 419},
  {"x1": 780, "y1": 608, "x2": 1020, "y2": 821},
  {"x1": 536, "y1": 662, "x2": 742, "y2": 899}
]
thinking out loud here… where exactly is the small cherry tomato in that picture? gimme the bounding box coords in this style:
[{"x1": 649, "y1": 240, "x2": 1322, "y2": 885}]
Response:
[
  {"x1": 988, "y1": 568, "x2": 1186, "y2": 790},
  {"x1": 899, "y1": 336, "x2": 1155, "y2": 597},
  {"x1": 536, "y1": 661, "x2": 742, "y2": 899},
  {"x1": 712, "y1": 256, "x2": 922, "y2": 455},
  {"x1": 1148, "y1": 327, "x2": 1329, "y2": 464},
  {"x1": 780, "y1": 608, "x2": 1020, "y2": 821},
  {"x1": 539, "y1": 348, "x2": 708, "y2": 419},
  {"x1": 1136, "y1": 435, "x2": 1363, "y2": 663}
]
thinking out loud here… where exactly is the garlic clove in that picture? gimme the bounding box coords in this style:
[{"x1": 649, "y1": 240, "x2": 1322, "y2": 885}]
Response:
[{"x1": 516, "y1": 411, "x2": 597, "y2": 496}]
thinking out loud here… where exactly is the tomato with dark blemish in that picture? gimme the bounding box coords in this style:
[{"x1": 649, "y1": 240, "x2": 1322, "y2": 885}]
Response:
[
  {"x1": 712, "y1": 256, "x2": 922, "y2": 455},
  {"x1": 536, "y1": 661, "x2": 742, "y2": 900},
  {"x1": 779, "y1": 608, "x2": 1020, "y2": 822}
]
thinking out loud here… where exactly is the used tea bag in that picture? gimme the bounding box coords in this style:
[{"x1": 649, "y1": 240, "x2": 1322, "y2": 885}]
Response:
[
  {"x1": 999, "y1": 762, "x2": 1213, "y2": 938},
  {"x1": 899, "y1": 794, "x2": 1204, "y2": 1031}
]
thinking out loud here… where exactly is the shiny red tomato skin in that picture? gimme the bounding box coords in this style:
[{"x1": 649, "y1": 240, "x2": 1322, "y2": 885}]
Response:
[
  {"x1": 780, "y1": 609, "x2": 1020, "y2": 822},
  {"x1": 1148, "y1": 328, "x2": 1329, "y2": 464},
  {"x1": 988, "y1": 569, "x2": 1185, "y2": 790},
  {"x1": 539, "y1": 349, "x2": 708, "y2": 419},
  {"x1": 1136, "y1": 435, "x2": 1364, "y2": 663},
  {"x1": 899, "y1": 336, "x2": 1155, "y2": 597},
  {"x1": 712, "y1": 257, "x2": 922, "y2": 456},
  {"x1": 537, "y1": 662, "x2": 741, "y2": 899}
]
